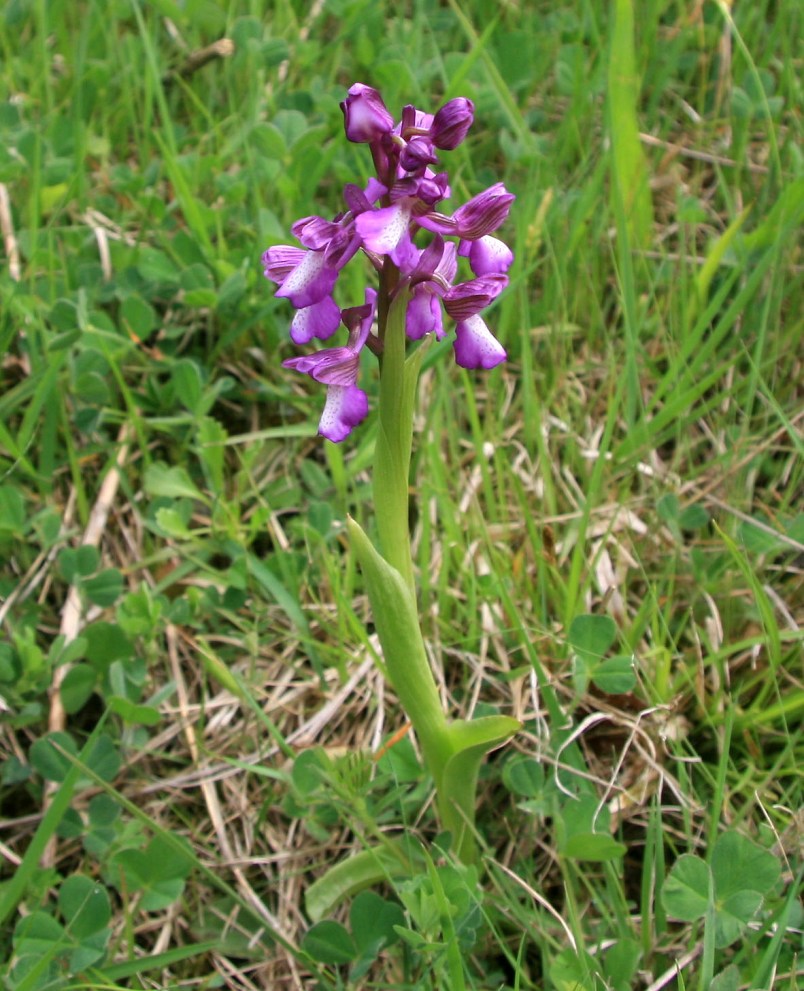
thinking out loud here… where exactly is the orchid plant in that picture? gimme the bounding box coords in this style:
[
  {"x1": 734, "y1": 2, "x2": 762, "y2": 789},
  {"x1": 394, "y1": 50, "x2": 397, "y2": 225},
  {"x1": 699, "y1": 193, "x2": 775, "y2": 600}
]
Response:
[{"x1": 263, "y1": 84, "x2": 519, "y2": 906}]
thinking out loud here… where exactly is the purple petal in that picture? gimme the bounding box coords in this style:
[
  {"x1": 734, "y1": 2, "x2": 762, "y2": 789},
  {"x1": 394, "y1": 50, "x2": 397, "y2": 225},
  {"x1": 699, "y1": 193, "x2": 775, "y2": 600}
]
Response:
[
  {"x1": 291, "y1": 215, "x2": 341, "y2": 250},
  {"x1": 409, "y1": 235, "x2": 445, "y2": 282},
  {"x1": 399, "y1": 105, "x2": 434, "y2": 135},
  {"x1": 290, "y1": 296, "x2": 341, "y2": 344},
  {"x1": 340, "y1": 84, "x2": 394, "y2": 143},
  {"x1": 405, "y1": 289, "x2": 438, "y2": 340},
  {"x1": 453, "y1": 314, "x2": 506, "y2": 369},
  {"x1": 405, "y1": 287, "x2": 444, "y2": 341},
  {"x1": 364, "y1": 177, "x2": 388, "y2": 204},
  {"x1": 341, "y1": 287, "x2": 377, "y2": 351},
  {"x1": 430, "y1": 97, "x2": 474, "y2": 150},
  {"x1": 283, "y1": 353, "x2": 322, "y2": 375},
  {"x1": 399, "y1": 136, "x2": 438, "y2": 171},
  {"x1": 309, "y1": 349, "x2": 360, "y2": 386},
  {"x1": 324, "y1": 227, "x2": 361, "y2": 269},
  {"x1": 391, "y1": 229, "x2": 418, "y2": 271},
  {"x1": 343, "y1": 180, "x2": 388, "y2": 216},
  {"x1": 262, "y1": 245, "x2": 305, "y2": 285},
  {"x1": 452, "y1": 182, "x2": 515, "y2": 239},
  {"x1": 415, "y1": 211, "x2": 458, "y2": 236},
  {"x1": 354, "y1": 200, "x2": 413, "y2": 255},
  {"x1": 463, "y1": 235, "x2": 514, "y2": 276},
  {"x1": 319, "y1": 384, "x2": 369, "y2": 442},
  {"x1": 275, "y1": 250, "x2": 338, "y2": 309},
  {"x1": 443, "y1": 274, "x2": 508, "y2": 319},
  {"x1": 283, "y1": 345, "x2": 359, "y2": 386}
]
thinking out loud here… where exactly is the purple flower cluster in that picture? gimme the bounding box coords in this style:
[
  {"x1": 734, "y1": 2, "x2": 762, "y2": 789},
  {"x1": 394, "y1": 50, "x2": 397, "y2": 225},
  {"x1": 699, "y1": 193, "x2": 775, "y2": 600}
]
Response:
[{"x1": 262, "y1": 83, "x2": 515, "y2": 442}]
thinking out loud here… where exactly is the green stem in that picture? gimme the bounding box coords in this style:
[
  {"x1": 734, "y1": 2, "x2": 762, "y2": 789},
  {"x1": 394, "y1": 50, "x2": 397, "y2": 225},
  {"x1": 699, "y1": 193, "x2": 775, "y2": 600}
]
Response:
[
  {"x1": 351, "y1": 288, "x2": 518, "y2": 863},
  {"x1": 373, "y1": 290, "x2": 418, "y2": 595}
]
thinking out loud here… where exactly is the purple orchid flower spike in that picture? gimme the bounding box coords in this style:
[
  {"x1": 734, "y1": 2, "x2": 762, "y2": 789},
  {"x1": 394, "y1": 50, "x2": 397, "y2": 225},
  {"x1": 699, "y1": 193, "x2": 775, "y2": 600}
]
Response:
[{"x1": 263, "y1": 82, "x2": 515, "y2": 441}]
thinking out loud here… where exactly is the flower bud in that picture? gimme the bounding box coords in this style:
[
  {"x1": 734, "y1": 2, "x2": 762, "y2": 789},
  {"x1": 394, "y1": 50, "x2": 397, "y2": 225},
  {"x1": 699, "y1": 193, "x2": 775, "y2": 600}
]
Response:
[
  {"x1": 430, "y1": 97, "x2": 474, "y2": 149},
  {"x1": 340, "y1": 83, "x2": 394, "y2": 143}
]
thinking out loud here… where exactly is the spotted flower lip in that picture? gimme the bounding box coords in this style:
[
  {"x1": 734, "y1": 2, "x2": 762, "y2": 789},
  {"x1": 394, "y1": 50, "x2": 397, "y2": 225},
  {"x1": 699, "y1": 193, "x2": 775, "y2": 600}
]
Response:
[
  {"x1": 454, "y1": 314, "x2": 507, "y2": 369},
  {"x1": 264, "y1": 83, "x2": 515, "y2": 440}
]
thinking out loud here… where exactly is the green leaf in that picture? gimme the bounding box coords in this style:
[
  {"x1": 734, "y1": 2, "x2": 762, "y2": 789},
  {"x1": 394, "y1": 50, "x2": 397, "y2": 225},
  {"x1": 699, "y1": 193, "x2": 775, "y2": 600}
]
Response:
[
  {"x1": 291, "y1": 748, "x2": 331, "y2": 797},
  {"x1": 709, "y1": 964, "x2": 741, "y2": 991},
  {"x1": 144, "y1": 462, "x2": 207, "y2": 502},
  {"x1": 30, "y1": 731, "x2": 79, "y2": 782},
  {"x1": 349, "y1": 891, "x2": 404, "y2": 957},
  {"x1": 140, "y1": 877, "x2": 186, "y2": 911},
  {"x1": 12, "y1": 909, "x2": 65, "y2": 957},
  {"x1": 695, "y1": 205, "x2": 751, "y2": 311},
  {"x1": 715, "y1": 890, "x2": 763, "y2": 948},
  {"x1": 301, "y1": 920, "x2": 356, "y2": 965},
  {"x1": 154, "y1": 506, "x2": 193, "y2": 538},
  {"x1": 58, "y1": 545, "x2": 100, "y2": 582},
  {"x1": 135, "y1": 246, "x2": 179, "y2": 285},
  {"x1": 442, "y1": 715, "x2": 520, "y2": 860},
  {"x1": 607, "y1": 0, "x2": 652, "y2": 247},
  {"x1": 60, "y1": 664, "x2": 97, "y2": 714},
  {"x1": 662, "y1": 854, "x2": 711, "y2": 922},
  {"x1": 197, "y1": 417, "x2": 227, "y2": 493},
  {"x1": 591, "y1": 655, "x2": 636, "y2": 694},
  {"x1": 121, "y1": 295, "x2": 157, "y2": 336},
  {"x1": 603, "y1": 936, "x2": 641, "y2": 991},
  {"x1": 0, "y1": 485, "x2": 26, "y2": 533},
  {"x1": 84, "y1": 621, "x2": 133, "y2": 664},
  {"x1": 711, "y1": 830, "x2": 780, "y2": 899},
  {"x1": 172, "y1": 359, "x2": 203, "y2": 412},
  {"x1": 549, "y1": 947, "x2": 598, "y2": 991},
  {"x1": 375, "y1": 734, "x2": 421, "y2": 783},
  {"x1": 562, "y1": 832, "x2": 627, "y2": 862},
  {"x1": 58, "y1": 874, "x2": 111, "y2": 938},
  {"x1": 568, "y1": 614, "x2": 617, "y2": 662},
  {"x1": 678, "y1": 504, "x2": 710, "y2": 530},
  {"x1": 84, "y1": 733, "x2": 121, "y2": 781},
  {"x1": 107, "y1": 696, "x2": 161, "y2": 725},
  {"x1": 82, "y1": 567, "x2": 124, "y2": 607},
  {"x1": 305, "y1": 843, "x2": 411, "y2": 924},
  {"x1": 503, "y1": 756, "x2": 545, "y2": 798},
  {"x1": 88, "y1": 794, "x2": 120, "y2": 828}
]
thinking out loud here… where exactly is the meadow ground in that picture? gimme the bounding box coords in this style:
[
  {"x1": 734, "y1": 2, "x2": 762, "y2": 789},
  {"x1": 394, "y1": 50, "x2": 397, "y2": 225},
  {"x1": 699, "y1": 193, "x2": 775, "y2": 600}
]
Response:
[{"x1": 0, "y1": 1, "x2": 801, "y2": 989}]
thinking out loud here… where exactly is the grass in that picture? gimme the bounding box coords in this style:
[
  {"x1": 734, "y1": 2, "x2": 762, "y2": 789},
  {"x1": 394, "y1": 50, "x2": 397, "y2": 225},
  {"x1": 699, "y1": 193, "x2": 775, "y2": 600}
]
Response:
[{"x1": 0, "y1": 0, "x2": 801, "y2": 988}]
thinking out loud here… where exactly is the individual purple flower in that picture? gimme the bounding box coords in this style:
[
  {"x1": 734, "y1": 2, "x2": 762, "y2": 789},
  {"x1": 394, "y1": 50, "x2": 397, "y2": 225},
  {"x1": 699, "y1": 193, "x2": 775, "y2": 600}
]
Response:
[
  {"x1": 340, "y1": 84, "x2": 394, "y2": 144},
  {"x1": 263, "y1": 226, "x2": 360, "y2": 310},
  {"x1": 283, "y1": 290, "x2": 377, "y2": 442}
]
